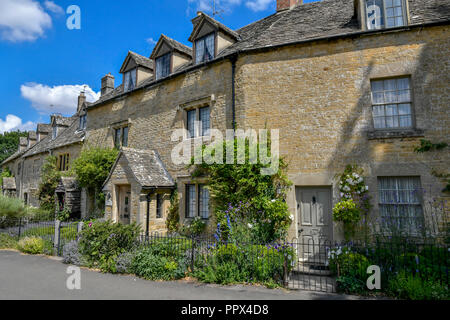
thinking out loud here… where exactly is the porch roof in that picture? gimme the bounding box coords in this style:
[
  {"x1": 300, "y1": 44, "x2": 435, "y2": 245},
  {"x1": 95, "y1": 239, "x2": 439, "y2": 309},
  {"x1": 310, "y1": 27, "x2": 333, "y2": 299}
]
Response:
[{"x1": 103, "y1": 148, "x2": 175, "y2": 190}]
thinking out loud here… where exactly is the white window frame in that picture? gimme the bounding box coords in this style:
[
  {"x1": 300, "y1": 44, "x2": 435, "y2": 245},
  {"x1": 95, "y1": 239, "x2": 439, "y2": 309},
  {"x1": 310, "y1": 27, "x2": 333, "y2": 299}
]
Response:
[
  {"x1": 378, "y1": 176, "x2": 424, "y2": 235},
  {"x1": 370, "y1": 76, "x2": 414, "y2": 130},
  {"x1": 195, "y1": 33, "x2": 215, "y2": 64},
  {"x1": 185, "y1": 184, "x2": 210, "y2": 220},
  {"x1": 124, "y1": 69, "x2": 136, "y2": 92},
  {"x1": 185, "y1": 106, "x2": 211, "y2": 139}
]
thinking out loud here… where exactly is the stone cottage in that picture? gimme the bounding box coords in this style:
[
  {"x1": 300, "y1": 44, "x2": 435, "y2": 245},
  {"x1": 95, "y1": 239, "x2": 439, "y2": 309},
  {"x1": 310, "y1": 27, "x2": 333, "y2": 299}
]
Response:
[
  {"x1": 83, "y1": 0, "x2": 450, "y2": 240},
  {"x1": 1, "y1": 92, "x2": 89, "y2": 217}
]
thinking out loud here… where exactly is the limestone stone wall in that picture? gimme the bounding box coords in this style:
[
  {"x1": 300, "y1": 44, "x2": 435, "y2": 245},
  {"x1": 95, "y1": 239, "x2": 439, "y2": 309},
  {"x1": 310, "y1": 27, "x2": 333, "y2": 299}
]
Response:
[{"x1": 235, "y1": 25, "x2": 450, "y2": 240}]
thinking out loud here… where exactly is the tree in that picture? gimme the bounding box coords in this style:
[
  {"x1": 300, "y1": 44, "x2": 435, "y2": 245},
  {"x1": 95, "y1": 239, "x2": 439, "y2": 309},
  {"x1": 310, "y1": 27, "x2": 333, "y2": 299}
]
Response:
[
  {"x1": 72, "y1": 147, "x2": 119, "y2": 212},
  {"x1": 0, "y1": 167, "x2": 13, "y2": 189},
  {"x1": 0, "y1": 130, "x2": 28, "y2": 165}
]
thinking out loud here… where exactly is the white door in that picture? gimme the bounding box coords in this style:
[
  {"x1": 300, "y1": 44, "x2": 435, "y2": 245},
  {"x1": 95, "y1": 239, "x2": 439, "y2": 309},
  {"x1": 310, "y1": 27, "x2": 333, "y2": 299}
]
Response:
[{"x1": 296, "y1": 187, "x2": 332, "y2": 263}]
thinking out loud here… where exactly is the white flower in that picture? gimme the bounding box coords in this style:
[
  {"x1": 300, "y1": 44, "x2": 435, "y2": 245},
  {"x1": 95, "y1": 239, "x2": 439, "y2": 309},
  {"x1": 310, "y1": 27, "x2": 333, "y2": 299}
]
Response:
[
  {"x1": 289, "y1": 214, "x2": 294, "y2": 221},
  {"x1": 271, "y1": 199, "x2": 276, "y2": 203},
  {"x1": 365, "y1": 186, "x2": 369, "y2": 191},
  {"x1": 340, "y1": 193, "x2": 344, "y2": 198},
  {"x1": 248, "y1": 223, "x2": 253, "y2": 229}
]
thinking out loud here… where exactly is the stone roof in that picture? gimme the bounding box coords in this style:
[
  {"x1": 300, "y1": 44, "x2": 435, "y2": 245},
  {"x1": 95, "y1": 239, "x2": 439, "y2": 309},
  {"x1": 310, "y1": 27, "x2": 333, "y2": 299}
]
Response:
[
  {"x1": 104, "y1": 148, "x2": 175, "y2": 189},
  {"x1": 23, "y1": 117, "x2": 85, "y2": 158},
  {"x1": 2, "y1": 177, "x2": 16, "y2": 190},
  {"x1": 189, "y1": 12, "x2": 240, "y2": 42},
  {"x1": 120, "y1": 51, "x2": 154, "y2": 73},
  {"x1": 88, "y1": 0, "x2": 450, "y2": 108},
  {"x1": 19, "y1": 137, "x2": 28, "y2": 146},
  {"x1": 151, "y1": 34, "x2": 193, "y2": 59},
  {"x1": 37, "y1": 123, "x2": 52, "y2": 133},
  {"x1": 52, "y1": 114, "x2": 74, "y2": 127},
  {"x1": 28, "y1": 131, "x2": 37, "y2": 140}
]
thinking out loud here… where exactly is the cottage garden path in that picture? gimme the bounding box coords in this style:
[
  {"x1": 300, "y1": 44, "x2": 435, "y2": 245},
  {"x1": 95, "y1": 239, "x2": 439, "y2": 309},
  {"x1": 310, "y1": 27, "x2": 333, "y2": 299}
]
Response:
[{"x1": 0, "y1": 250, "x2": 377, "y2": 300}]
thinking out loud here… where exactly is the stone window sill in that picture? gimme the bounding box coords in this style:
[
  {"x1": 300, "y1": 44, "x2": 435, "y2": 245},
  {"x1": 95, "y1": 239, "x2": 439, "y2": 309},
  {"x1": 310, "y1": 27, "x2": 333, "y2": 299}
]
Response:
[{"x1": 367, "y1": 128, "x2": 425, "y2": 140}]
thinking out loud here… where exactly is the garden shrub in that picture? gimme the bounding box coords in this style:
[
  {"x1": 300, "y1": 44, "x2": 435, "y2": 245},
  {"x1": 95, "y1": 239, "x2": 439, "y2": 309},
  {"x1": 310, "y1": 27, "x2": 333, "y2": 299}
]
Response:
[
  {"x1": 131, "y1": 247, "x2": 187, "y2": 281},
  {"x1": 193, "y1": 243, "x2": 295, "y2": 286},
  {"x1": 388, "y1": 271, "x2": 449, "y2": 300},
  {"x1": 77, "y1": 220, "x2": 140, "y2": 272},
  {"x1": 17, "y1": 237, "x2": 45, "y2": 254},
  {"x1": 179, "y1": 216, "x2": 206, "y2": 237},
  {"x1": 0, "y1": 195, "x2": 27, "y2": 218},
  {"x1": 114, "y1": 251, "x2": 136, "y2": 274},
  {"x1": 62, "y1": 240, "x2": 83, "y2": 266},
  {"x1": 336, "y1": 275, "x2": 367, "y2": 295},
  {"x1": 329, "y1": 247, "x2": 371, "y2": 279},
  {"x1": 0, "y1": 233, "x2": 17, "y2": 249}
]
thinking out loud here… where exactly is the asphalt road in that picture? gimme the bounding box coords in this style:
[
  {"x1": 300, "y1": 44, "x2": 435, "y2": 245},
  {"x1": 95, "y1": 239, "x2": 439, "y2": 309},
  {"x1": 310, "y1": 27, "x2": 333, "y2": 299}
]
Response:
[{"x1": 0, "y1": 250, "x2": 366, "y2": 300}]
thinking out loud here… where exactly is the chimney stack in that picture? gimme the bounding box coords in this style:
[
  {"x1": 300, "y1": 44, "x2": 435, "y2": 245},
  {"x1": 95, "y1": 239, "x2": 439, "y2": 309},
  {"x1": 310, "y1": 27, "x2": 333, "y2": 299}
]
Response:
[
  {"x1": 101, "y1": 73, "x2": 115, "y2": 96},
  {"x1": 277, "y1": 0, "x2": 302, "y2": 12},
  {"x1": 77, "y1": 91, "x2": 86, "y2": 113}
]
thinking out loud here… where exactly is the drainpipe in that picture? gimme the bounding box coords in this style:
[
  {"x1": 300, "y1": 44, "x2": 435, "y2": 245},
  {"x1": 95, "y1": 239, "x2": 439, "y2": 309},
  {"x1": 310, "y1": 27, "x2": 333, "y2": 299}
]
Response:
[{"x1": 230, "y1": 54, "x2": 237, "y2": 130}]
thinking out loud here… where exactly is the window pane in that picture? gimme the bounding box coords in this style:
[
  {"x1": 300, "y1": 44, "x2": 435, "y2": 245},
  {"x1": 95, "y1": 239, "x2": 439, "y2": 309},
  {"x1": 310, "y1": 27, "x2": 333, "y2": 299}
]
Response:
[
  {"x1": 205, "y1": 34, "x2": 215, "y2": 61},
  {"x1": 398, "y1": 103, "x2": 411, "y2": 115},
  {"x1": 186, "y1": 185, "x2": 196, "y2": 218},
  {"x1": 122, "y1": 127, "x2": 129, "y2": 147},
  {"x1": 385, "y1": 90, "x2": 397, "y2": 103},
  {"x1": 371, "y1": 80, "x2": 384, "y2": 92},
  {"x1": 373, "y1": 92, "x2": 385, "y2": 104},
  {"x1": 156, "y1": 54, "x2": 171, "y2": 79},
  {"x1": 385, "y1": 0, "x2": 393, "y2": 7},
  {"x1": 199, "y1": 185, "x2": 210, "y2": 219},
  {"x1": 397, "y1": 78, "x2": 410, "y2": 90},
  {"x1": 366, "y1": 0, "x2": 385, "y2": 29},
  {"x1": 196, "y1": 39, "x2": 205, "y2": 63},
  {"x1": 378, "y1": 177, "x2": 424, "y2": 234},
  {"x1": 385, "y1": 104, "x2": 397, "y2": 116},
  {"x1": 399, "y1": 115, "x2": 412, "y2": 127},
  {"x1": 115, "y1": 129, "x2": 121, "y2": 149},
  {"x1": 395, "y1": 16, "x2": 404, "y2": 26},
  {"x1": 156, "y1": 194, "x2": 163, "y2": 219},
  {"x1": 374, "y1": 117, "x2": 385, "y2": 129},
  {"x1": 199, "y1": 107, "x2": 210, "y2": 137},
  {"x1": 187, "y1": 110, "x2": 196, "y2": 138},
  {"x1": 373, "y1": 105, "x2": 384, "y2": 117}
]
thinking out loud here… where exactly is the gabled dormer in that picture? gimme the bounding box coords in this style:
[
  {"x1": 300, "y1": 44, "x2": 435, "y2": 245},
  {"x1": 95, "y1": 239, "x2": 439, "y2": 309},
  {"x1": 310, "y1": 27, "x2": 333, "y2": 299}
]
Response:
[
  {"x1": 27, "y1": 131, "x2": 37, "y2": 148},
  {"x1": 36, "y1": 123, "x2": 51, "y2": 142},
  {"x1": 189, "y1": 12, "x2": 239, "y2": 65},
  {"x1": 50, "y1": 114, "x2": 71, "y2": 140},
  {"x1": 119, "y1": 51, "x2": 154, "y2": 92},
  {"x1": 356, "y1": 0, "x2": 410, "y2": 31},
  {"x1": 150, "y1": 35, "x2": 192, "y2": 80}
]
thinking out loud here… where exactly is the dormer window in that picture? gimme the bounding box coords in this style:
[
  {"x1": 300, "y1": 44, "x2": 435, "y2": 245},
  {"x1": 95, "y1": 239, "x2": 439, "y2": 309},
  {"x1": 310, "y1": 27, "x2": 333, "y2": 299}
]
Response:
[
  {"x1": 365, "y1": 0, "x2": 407, "y2": 30},
  {"x1": 195, "y1": 33, "x2": 215, "y2": 64},
  {"x1": 79, "y1": 114, "x2": 87, "y2": 130},
  {"x1": 156, "y1": 53, "x2": 171, "y2": 80},
  {"x1": 124, "y1": 69, "x2": 136, "y2": 92}
]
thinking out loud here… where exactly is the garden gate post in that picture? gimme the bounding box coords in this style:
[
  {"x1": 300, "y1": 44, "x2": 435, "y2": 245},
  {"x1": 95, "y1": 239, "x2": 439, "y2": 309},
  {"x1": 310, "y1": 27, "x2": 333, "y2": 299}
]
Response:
[
  {"x1": 190, "y1": 236, "x2": 195, "y2": 272},
  {"x1": 283, "y1": 254, "x2": 289, "y2": 288},
  {"x1": 54, "y1": 220, "x2": 61, "y2": 255},
  {"x1": 77, "y1": 222, "x2": 84, "y2": 240},
  {"x1": 17, "y1": 217, "x2": 22, "y2": 240}
]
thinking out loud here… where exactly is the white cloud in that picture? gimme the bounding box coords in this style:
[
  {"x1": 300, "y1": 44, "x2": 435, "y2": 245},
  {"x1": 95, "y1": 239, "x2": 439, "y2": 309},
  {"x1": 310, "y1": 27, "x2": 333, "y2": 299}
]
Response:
[
  {"x1": 245, "y1": 0, "x2": 273, "y2": 12},
  {"x1": 0, "y1": 0, "x2": 52, "y2": 42},
  {"x1": 0, "y1": 115, "x2": 36, "y2": 134},
  {"x1": 187, "y1": 0, "x2": 242, "y2": 15},
  {"x1": 44, "y1": 1, "x2": 64, "y2": 15},
  {"x1": 146, "y1": 37, "x2": 157, "y2": 46},
  {"x1": 21, "y1": 84, "x2": 100, "y2": 115}
]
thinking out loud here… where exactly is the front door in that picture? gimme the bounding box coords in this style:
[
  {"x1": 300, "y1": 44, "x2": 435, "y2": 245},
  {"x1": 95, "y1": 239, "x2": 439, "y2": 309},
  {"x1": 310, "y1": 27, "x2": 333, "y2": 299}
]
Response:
[
  {"x1": 296, "y1": 187, "x2": 332, "y2": 263},
  {"x1": 119, "y1": 186, "x2": 131, "y2": 225}
]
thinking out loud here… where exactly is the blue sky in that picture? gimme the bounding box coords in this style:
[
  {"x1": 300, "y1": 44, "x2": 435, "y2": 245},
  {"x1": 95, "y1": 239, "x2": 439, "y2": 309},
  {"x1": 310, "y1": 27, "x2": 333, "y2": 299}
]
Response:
[{"x1": 0, "y1": 0, "x2": 318, "y2": 133}]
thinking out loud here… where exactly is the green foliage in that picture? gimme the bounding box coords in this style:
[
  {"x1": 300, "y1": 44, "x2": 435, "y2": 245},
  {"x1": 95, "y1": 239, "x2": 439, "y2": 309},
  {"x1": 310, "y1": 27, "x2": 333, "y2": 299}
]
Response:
[
  {"x1": 336, "y1": 276, "x2": 367, "y2": 295},
  {"x1": 77, "y1": 220, "x2": 140, "y2": 272},
  {"x1": 415, "y1": 139, "x2": 448, "y2": 153},
  {"x1": 0, "y1": 130, "x2": 28, "y2": 164},
  {"x1": 26, "y1": 207, "x2": 54, "y2": 221},
  {"x1": 0, "y1": 167, "x2": 13, "y2": 188},
  {"x1": 17, "y1": 237, "x2": 45, "y2": 254},
  {"x1": 328, "y1": 247, "x2": 371, "y2": 280},
  {"x1": 333, "y1": 199, "x2": 361, "y2": 224},
  {"x1": 166, "y1": 189, "x2": 180, "y2": 233},
  {"x1": 56, "y1": 207, "x2": 71, "y2": 222},
  {"x1": 180, "y1": 216, "x2": 207, "y2": 237},
  {"x1": 193, "y1": 243, "x2": 295, "y2": 285},
  {"x1": 22, "y1": 223, "x2": 77, "y2": 242},
  {"x1": 37, "y1": 156, "x2": 61, "y2": 213},
  {"x1": 72, "y1": 146, "x2": 118, "y2": 193},
  {"x1": 131, "y1": 247, "x2": 187, "y2": 280},
  {"x1": 191, "y1": 137, "x2": 292, "y2": 243},
  {"x1": 388, "y1": 271, "x2": 449, "y2": 300},
  {"x1": 0, "y1": 233, "x2": 17, "y2": 249},
  {"x1": 0, "y1": 194, "x2": 27, "y2": 217}
]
